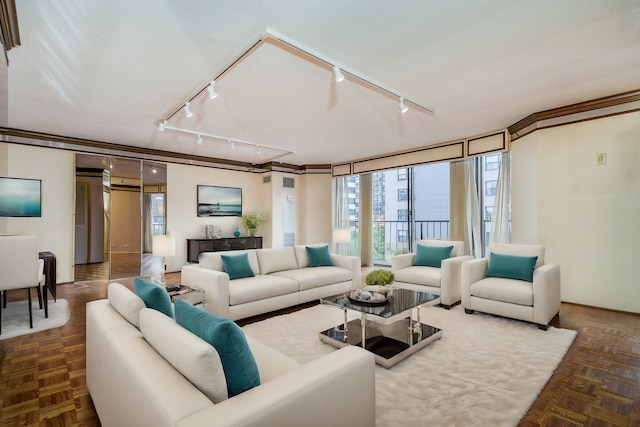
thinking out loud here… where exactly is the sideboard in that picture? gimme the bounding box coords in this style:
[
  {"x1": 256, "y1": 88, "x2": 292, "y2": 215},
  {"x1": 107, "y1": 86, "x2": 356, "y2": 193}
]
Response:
[{"x1": 186, "y1": 237, "x2": 263, "y2": 263}]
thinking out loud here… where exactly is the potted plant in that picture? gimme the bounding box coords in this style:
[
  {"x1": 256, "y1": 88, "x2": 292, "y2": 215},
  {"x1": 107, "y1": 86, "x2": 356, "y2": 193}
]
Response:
[{"x1": 242, "y1": 212, "x2": 266, "y2": 236}]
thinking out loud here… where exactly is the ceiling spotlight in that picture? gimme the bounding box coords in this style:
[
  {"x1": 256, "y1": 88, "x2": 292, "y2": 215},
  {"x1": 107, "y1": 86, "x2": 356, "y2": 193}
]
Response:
[
  {"x1": 151, "y1": 168, "x2": 157, "y2": 174},
  {"x1": 333, "y1": 65, "x2": 345, "y2": 83},
  {"x1": 183, "y1": 101, "x2": 194, "y2": 118},
  {"x1": 256, "y1": 145, "x2": 262, "y2": 154},
  {"x1": 157, "y1": 121, "x2": 166, "y2": 131},
  {"x1": 399, "y1": 97, "x2": 409, "y2": 114},
  {"x1": 228, "y1": 139, "x2": 235, "y2": 150},
  {"x1": 197, "y1": 134, "x2": 203, "y2": 145},
  {"x1": 207, "y1": 80, "x2": 218, "y2": 99}
]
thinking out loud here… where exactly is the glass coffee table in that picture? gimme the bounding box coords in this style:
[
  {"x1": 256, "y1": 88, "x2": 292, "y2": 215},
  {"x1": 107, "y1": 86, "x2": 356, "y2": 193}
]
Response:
[{"x1": 319, "y1": 288, "x2": 441, "y2": 368}]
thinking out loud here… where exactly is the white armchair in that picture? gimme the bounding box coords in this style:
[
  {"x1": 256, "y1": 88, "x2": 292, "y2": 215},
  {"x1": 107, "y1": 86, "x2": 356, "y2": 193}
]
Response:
[
  {"x1": 391, "y1": 240, "x2": 473, "y2": 308},
  {"x1": 0, "y1": 235, "x2": 44, "y2": 334},
  {"x1": 461, "y1": 243, "x2": 561, "y2": 330}
]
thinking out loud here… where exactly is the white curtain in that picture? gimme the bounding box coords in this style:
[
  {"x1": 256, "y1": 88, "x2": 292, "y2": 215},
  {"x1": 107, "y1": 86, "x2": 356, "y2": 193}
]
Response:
[
  {"x1": 359, "y1": 174, "x2": 373, "y2": 266},
  {"x1": 490, "y1": 152, "x2": 512, "y2": 244},
  {"x1": 332, "y1": 177, "x2": 351, "y2": 255},
  {"x1": 450, "y1": 159, "x2": 482, "y2": 258}
]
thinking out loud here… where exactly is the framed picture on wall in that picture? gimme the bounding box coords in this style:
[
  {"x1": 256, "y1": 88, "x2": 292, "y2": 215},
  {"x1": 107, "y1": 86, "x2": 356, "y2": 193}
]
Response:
[
  {"x1": 0, "y1": 176, "x2": 42, "y2": 217},
  {"x1": 197, "y1": 185, "x2": 242, "y2": 217}
]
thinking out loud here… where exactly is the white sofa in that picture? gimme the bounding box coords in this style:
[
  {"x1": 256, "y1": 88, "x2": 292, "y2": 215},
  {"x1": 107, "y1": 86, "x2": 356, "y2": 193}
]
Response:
[
  {"x1": 391, "y1": 240, "x2": 473, "y2": 308},
  {"x1": 181, "y1": 245, "x2": 361, "y2": 321},
  {"x1": 86, "y1": 284, "x2": 376, "y2": 427}
]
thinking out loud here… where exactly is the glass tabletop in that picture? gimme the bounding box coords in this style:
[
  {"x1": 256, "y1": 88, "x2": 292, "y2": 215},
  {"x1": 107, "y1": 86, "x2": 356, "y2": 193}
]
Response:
[{"x1": 320, "y1": 288, "x2": 439, "y2": 318}]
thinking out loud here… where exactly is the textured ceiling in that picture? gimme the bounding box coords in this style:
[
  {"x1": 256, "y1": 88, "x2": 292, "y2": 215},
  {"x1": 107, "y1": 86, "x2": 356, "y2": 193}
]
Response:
[{"x1": 4, "y1": 1, "x2": 640, "y2": 166}]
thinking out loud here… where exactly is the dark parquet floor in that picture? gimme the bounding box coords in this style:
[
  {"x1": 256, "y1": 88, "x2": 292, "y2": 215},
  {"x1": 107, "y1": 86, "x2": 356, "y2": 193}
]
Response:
[{"x1": 0, "y1": 268, "x2": 638, "y2": 426}]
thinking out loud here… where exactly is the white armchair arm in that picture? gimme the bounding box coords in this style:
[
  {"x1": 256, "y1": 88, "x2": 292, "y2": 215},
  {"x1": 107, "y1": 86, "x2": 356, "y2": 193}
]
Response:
[
  {"x1": 532, "y1": 264, "x2": 561, "y2": 325},
  {"x1": 181, "y1": 264, "x2": 231, "y2": 319},
  {"x1": 176, "y1": 346, "x2": 376, "y2": 427},
  {"x1": 440, "y1": 255, "x2": 474, "y2": 305},
  {"x1": 331, "y1": 254, "x2": 361, "y2": 290},
  {"x1": 391, "y1": 253, "x2": 415, "y2": 271},
  {"x1": 461, "y1": 257, "x2": 488, "y2": 307}
]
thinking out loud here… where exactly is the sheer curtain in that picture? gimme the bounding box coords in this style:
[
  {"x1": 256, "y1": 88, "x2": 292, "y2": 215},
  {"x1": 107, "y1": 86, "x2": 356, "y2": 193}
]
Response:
[
  {"x1": 490, "y1": 152, "x2": 512, "y2": 244},
  {"x1": 450, "y1": 159, "x2": 482, "y2": 257}
]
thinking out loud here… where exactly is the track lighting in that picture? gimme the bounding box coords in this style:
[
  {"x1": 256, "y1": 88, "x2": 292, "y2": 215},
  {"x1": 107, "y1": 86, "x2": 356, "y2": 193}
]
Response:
[
  {"x1": 333, "y1": 65, "x2": 345, "y2": 83},
  {"x1": 183, "y1": 101, "x2": 194, "y2": 118},
  {"x1": 399, "y1": 97, "x2": 409, "y2": 114},
  {"x1": 228, "y1": 139, "x2": 235, "y2": 150},
  {"x1": 157, "y1": 121, "x2": 166, "y2": 131},
  {"x1": 197, "y1": 134, "x2": 203, "y2": 145},
  {"x1": 256, "y1": 145, "x2": 262, "y2": 154},
  {"x1": 207, "y1": 80, "x2": 218, "y2": 99}
]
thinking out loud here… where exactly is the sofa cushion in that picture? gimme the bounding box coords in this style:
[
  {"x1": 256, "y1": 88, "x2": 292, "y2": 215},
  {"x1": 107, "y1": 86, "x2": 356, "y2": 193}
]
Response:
[
  {"x1": 271, "y1": 266, "x2": 352, "y2": 291},
  {"x1": 470, "y1": 277, "x2": 534, "y2": 306},
  {"x1": 489, "y1": 243, "x2": 545, "y2": 269},
  {"x1": 108, "y1": 282, "x2": 146, "y2": 328},
  {"x1": 294, "y1": 244, "x2": 329, "y2": 268},
  {"x1": 487, "y1": 252, "x2": 538, "y2": 282},
  {"x1": 139, "y1": 308, "x2": 228, "y2": 403},
  {"x1": 416, "y1": 239, "x2": 465, "y2": 257},
  {"x1": 199, "y1": 250, "x2": 260, "y2": 275},
  {"x1": 134, "y1": 278, "x2": 174, "y2": 318},
  {"x1": 221, "y1": 253, "x2": 255, "y2": 280},
  {"x1": 306, "y1": 245, "x2": 334, "y2": 267},
  {"x1": 229, "y1": 275, "x2": 299, "y2": 305},
  {"x1": 174, "y1": 300, "x2": 260, "y2": 397},
  {"x1": 393, "y1": 266, "x2": 441, "y2": 288},
  {"x1": 413, "y1": 244, "x2": 453, "y2": 268},
  {"x1": 256, "y1": 247, "x2": 298, "y2": 275}
]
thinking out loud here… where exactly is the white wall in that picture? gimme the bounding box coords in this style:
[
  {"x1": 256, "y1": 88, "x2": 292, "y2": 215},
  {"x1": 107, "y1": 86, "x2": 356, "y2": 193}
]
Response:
[
  {"x1": 0, "y1": 143, "x2": 75, "y2": 283},
  {"x1": 511, "y1": 111, "x2": 640, "y2": 313},
  {"x1": 298, "y1": 173, "x2": 332, "y2": 245},
  {"x1": 166, "y1": 163, "x2": 263, "y2": 272}
]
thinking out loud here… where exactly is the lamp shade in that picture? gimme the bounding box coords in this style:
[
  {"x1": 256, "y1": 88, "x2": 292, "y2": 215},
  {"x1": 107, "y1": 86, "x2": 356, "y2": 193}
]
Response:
[
  {"x1": 152, "y1": 235, "x2": 175, "y2": 257},
  {"x1": 332, "y1": 228, "x2": 351, "y2": 243}
]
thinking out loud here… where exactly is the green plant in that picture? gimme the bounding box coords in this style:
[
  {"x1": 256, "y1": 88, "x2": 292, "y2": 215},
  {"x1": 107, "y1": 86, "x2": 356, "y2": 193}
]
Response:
[
  {"x1": 365, "y1": 269, "x2": 395, "y2": 287},
  {"x1": 242, "y1": 212, "x2": 266, "y2": 235}
]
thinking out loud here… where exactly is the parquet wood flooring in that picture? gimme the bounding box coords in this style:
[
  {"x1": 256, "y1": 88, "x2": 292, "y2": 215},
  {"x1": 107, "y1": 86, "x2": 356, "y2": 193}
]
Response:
[{"x1": 0, "y1": 272, "x2": 637, "y2": 426}]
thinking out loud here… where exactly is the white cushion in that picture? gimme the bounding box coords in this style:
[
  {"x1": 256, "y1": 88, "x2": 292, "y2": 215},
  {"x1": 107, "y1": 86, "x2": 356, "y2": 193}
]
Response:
[
  {"x1": 271, "y1": 267, "x2": 352, "y2": 291},
  {"x1": 108, "y1": 282, "x2": 146, "y2": 328},
  {"x1": 470, "y1": 277, "x2": 533, "y2": 306},
  {"x1": 229, "y1": 275, "x2": 299, "y2": 305},
  {"x1": 257, "y1": 247, "x2": 298, "y2": 275},
  {"x1": 394, "y1": 266, "x2": 441, "y2": 288},
  {"x1": 139, "y1": 308, "x2": 228, "y2": 403}
]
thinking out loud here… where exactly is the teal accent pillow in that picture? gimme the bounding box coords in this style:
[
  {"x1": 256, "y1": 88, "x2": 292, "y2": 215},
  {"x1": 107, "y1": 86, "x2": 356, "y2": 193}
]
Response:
[
  {"x1": 220, "y1": 253, "x2": 255, "y2": 280},
  {"x1": 306, "y1": 245, "x2": 334, "y2": 267},
  {"x1": 134, "y1": 277, "x2": 174, "y2": 318},
  {"x1": 174, "y1": 299, "x2": 260, "y2": 397},
  {"x1": 486, "y1": 252, "x2": 538, "y2": 282},
  {"x1": 413, "y1": 244, "x2": 454, "y2": 268}
]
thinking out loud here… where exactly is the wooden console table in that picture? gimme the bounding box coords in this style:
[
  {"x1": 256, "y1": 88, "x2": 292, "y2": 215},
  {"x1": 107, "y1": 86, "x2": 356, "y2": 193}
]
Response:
[{"x1": 186, "y1": 237, "x2": 263, "y2": 263}]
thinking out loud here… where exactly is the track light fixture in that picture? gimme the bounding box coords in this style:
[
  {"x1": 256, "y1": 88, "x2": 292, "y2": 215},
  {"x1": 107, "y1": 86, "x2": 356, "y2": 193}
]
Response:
[
  {"x1": 256, "y1": 145, "x2": 262, "y2": 154},
  {"x1": 207, "y1": 80, "x2": 218, "y2": 99},
  {"x1": 183, "y1": 101, "x2": 194, "y2": 118},
  {"x1": 197, "y1": 134, "x2": 203, "y2": 145},
  {"x1": 399, "y1": 97, "x2": 409, "y2": 114},
  {"x1": 157, "y1": 121, "x2": 166, "y2": 131},
  {"x1": 333, "y1": 65, "x2": 345, "y2": 83}
]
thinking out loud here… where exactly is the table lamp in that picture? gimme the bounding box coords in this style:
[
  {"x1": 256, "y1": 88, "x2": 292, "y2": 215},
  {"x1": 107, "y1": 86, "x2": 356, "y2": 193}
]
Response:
[{"x1": 152, "y1": 235, "x2": 175, "y2": 284}]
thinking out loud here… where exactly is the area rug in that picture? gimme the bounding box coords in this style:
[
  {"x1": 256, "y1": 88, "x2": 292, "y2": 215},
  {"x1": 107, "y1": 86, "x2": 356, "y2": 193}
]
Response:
[
  {"x1": 242, "y1": 304, "x2": 576, "y2": 427},
  {"x1": 0, "y1": 299, "x2": 70, "y2": 340}
]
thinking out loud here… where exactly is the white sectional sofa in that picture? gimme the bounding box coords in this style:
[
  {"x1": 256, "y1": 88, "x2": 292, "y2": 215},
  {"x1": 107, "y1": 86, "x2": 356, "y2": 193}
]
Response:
[
  {"x1": 86, "y1": 283, "x2": 376, "y2": 427},
  {"x1": 181, "y1": 245, "x2": 361, "y2": 321}
]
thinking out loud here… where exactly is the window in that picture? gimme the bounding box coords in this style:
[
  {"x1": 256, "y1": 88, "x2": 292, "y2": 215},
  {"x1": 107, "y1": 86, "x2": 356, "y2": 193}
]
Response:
[
  {"x1": 398, "y1": 188, "x2": 408, "y2": 201},
  {"x1": 398, "y1": 168, "x2": 407, "y2": 180},
  {"x1": 485, "y1": 155, "x2": 499, "y2": 171},
  {"x1": 485, "y1": 180, "x2": 497, "y2": 197},
  {"x1": 398, "y1": 230, "x2": 408, "y2": 242},
  {"x1": 484, "y1": 206, "x2": 493, "y2": 221},
  {"x1": 398, "y1": 209, "x2": 408, "y2": 221}
]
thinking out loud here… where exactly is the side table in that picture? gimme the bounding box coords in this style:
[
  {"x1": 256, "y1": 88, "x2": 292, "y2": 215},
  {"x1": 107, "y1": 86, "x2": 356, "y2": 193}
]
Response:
[{"x1": 166, "y1": 285, "x2": 206, "y2": 308}]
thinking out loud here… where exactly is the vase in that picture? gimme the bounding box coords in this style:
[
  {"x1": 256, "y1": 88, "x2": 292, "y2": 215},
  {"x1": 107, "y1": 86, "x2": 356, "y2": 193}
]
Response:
[
  {"x1": 249, "y1": 228, "x2": 257, "y2": 237},
  {"x1": 233, "y1": 230, "x2": 241, "y2": 237}
]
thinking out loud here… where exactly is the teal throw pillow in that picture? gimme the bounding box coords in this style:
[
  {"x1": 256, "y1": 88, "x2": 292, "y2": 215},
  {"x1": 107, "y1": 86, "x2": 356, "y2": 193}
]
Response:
[
  {"x1": 413, "y1": 244, "x2": 454, "y2": 268},
  {"x1": 486, "y1": 252, "x2": 538, "y2": 282},
  {"x1": 306, "y1": 245, "x2": 333, "y2": 267},
  {"x1": 174, "y1": 299, "x2": 260, "y2": 397},
  {"x1": 220, "y1": 253, "x2": 255, "y2": 280},
  {"x1": 134, "y1": 277, "x2": 174, "y2": 318}
]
